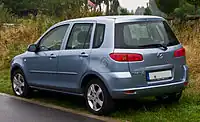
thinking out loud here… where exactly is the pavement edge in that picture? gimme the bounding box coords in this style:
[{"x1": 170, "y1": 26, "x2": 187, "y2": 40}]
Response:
[{"x1": 0, "y1": 93, "x2": 121, "y2": 122}]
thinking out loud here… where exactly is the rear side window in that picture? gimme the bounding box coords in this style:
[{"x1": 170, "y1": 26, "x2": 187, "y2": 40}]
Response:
[
  {"x1": 93, "y1": 24, "x2": 105, "y2": 48},
  {"x1": 115, "y1": 21, "x2": 179, "y2": 49}
]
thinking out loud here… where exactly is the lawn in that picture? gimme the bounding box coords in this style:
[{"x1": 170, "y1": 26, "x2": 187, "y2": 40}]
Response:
[{"x1": 0, "y1": 69, "x2": 200, "y2": 122}]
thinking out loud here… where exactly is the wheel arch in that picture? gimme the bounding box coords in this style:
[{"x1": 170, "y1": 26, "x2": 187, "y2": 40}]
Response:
[
  {"x1": 80, "y1": 72, "x2": 112, "y2": 95},
  {"x1": 11, "y1": 64, "x2": 26, "y2": 80}
]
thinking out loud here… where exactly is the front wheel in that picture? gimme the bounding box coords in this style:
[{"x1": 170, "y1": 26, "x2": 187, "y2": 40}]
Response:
[
  {"x1": 84, "y1": 79, "x2": 114, "y2": 115},
  {"x1": 11, "y1": 69, "x2": 31, "y2": 97}
]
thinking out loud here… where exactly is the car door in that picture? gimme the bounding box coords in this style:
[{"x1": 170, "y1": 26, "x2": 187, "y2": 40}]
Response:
[
  {"x1": 25, "y1": 24, "x2": 69, "y2": 87},
  {"x1": 57, "y1": 22, "x2": 94, "y2": 92}
]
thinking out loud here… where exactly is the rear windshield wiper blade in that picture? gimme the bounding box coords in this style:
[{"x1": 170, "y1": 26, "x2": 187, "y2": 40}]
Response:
[{"x1": 138, "y1": 44, "x2": 168, "y2": 51}]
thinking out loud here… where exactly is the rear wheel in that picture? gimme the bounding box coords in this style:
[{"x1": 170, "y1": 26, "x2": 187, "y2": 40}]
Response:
[
  {"x1": 11, "y1": 69, "x2": 31, "y2": 97},
  {"x1": 156, "y1": 91, "x2": 182, "y2": 102},
  {"x1": 84, "y1": 79, "x2": 114, "y2": 115}
]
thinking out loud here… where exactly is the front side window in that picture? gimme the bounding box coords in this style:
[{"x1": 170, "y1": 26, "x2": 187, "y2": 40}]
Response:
[
  {"x1": 66, "y1": 23, "x2": 93, "y2": 49},
  {"x1": 39, "y1": 25, "x2": 69, "y2": 51},
  {"x1": 115, "y1": 21, "x2": 179, "y2": 49}
]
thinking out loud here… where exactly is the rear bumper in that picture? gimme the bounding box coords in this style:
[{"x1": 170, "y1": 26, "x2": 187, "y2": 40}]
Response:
[
  {"x1": 111, "y1": 80, "x2": 187, "y2": 99},
  {"x1": 100, "y1": 65, "x2": 189, "y2": 99}
]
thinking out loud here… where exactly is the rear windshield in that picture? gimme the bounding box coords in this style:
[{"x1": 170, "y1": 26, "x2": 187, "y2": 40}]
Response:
[{"x1": 115, "y1": 21, "x2": 179, "y2": 49}]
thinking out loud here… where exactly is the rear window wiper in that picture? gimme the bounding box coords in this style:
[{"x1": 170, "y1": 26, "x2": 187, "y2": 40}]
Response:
[{"x1": 138, "y1": 44, "x2": 168, "y2": 51}]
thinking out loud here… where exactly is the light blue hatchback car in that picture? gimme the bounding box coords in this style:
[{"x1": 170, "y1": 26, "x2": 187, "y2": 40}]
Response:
[{"x1": 11, "y1": 15, "x2": 188, "y2": 115}]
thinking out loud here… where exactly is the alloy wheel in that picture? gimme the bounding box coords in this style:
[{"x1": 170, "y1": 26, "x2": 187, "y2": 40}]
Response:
[
  {"x1": 13, "y1": 73, "x2": 25, "y2": 96},
  {"x1": 87, "y1": 84, "x2": 104, "y2": 112}
]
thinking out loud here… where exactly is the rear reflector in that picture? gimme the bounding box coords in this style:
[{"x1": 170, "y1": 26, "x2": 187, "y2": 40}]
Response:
[
  {"x1": 109, "y1": 53, "x2": 143, "y2": 62},
  {"x1": 124, "y1": 90, "x2": 136, "y2": 94},
  {"x1": 174, "y1": 47, "x2": 185, "y2": 57}
]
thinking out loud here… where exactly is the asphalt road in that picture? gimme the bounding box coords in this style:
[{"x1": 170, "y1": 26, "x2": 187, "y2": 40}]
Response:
[{"x1": 0, "y1": 94, "x2": 104, "y2": 122}]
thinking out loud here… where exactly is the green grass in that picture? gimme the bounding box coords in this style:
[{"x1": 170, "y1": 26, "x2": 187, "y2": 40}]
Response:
[
  {"x1": 0, "y1": 69, "x2": 200, "y2": 122},
  {"x1": 0, "y1": 70, "x2": 13, "y2": 94},
  {"x1": 111, "y1": 97, "x2": 200, "y2": 122}
]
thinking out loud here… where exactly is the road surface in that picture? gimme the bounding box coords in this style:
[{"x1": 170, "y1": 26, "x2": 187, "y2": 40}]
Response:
[{"x1": 0, "y1": 94, "x2": 104, "y2": 122}]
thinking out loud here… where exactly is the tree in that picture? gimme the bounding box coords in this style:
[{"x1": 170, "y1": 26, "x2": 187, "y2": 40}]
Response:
[
  {"x1": 90, "y1": 0, "x2": 104, "y2": 12},
  {"x1": 155, "y1": 0, "x2": 179, "y2": 15},
  {"x1": 110, "y1": 0, "x2": 120, "y2": 15},
  {"x1": 144, "y1": 3, "x2": 152, "y2": 15},
  {"x1": 144, "y1": 7, "x2": 152, "y2": 15},
  {"x1": 96, "y1": 0, "x2": 103, "y2": 11},
  {"x1": 174, "y1": 2, "x2": 197, "y2": 19},
  {"x1": 84, "y1": 0, "x2": 88, "y2": 11},
  {"x1": 186, "y1": 0, "x2": 200, "y2": 14},
  {"x1": 119, "y1": 8, "x2": 132, "y2": 15},
  {"x1": 0, "y1": 4, "x2": 14, "y2": 23},
  {"x1": 1, "y1": 0, "x2": 39, "y2": 15},
  {"x1": 104, "y1": 0, "x2": 110, "y2": 15},
  {"x1": 1, "y1": 0, "x2": 85, "y2": 18}
]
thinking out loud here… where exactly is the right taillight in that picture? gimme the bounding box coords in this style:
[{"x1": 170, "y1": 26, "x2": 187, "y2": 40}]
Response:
[
  {"x1": 109, "y1": 53, "x2": 143, "y2": 62},
  {"x1": 174, "y1": 47, "x2": 185, "y2": 57}
]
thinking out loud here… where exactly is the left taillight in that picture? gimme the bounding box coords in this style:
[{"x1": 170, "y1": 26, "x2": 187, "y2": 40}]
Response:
[
  {"x1": 109, "y1": 53, "x2": 143, "y2": 62},
  {"x1": 174, "y1": 47, "x2": 185, "y2": 57}
]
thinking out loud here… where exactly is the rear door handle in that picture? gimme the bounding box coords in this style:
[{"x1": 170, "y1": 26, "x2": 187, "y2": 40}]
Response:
[
  {"x1": 49, "y1": 54, "x2": 57, "y2": 59},
  {"x1": 79, "y1": 52, "x2": 89, "y2": 57}
]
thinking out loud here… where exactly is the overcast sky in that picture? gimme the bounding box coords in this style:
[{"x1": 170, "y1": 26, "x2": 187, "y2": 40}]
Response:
[{"x1": 119, "y1": 0, "x2": 149, "y2": 11}]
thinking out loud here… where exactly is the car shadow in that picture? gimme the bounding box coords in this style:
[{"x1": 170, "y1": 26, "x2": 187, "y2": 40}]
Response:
[
  {"x1": 30, "y1": 90, "x2": 86, "y2": 110},
  {"x1": 29, "y1": 90, "x2": 181, "y2": 115}
]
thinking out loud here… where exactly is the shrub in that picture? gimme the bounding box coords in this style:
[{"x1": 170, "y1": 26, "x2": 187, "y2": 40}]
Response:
[
  {"x1": 0, "y1": 11, "x2": 103, "y2": 69},
  {"x1": 0, "y1": 15, "x2": 59, "y2": 69},
  {"x1": 0, "y1": 4, "x2": 15, "y2": 24},
  {"x1": 170, "y1": 20, "x2": 200, "y2": 74}
]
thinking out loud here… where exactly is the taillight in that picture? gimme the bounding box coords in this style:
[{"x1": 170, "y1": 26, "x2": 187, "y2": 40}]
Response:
[
  {"x1": 174, "y1": 47, "x2": 185, "y2": 57},
  {"x1": 109, "y1": 53, "x2": 143, "y2": 62}
]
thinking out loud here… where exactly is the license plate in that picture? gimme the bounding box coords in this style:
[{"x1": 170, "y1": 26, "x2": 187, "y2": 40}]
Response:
[{"x1": 147, "y1": 70, "x2": 172, "y2": 81}]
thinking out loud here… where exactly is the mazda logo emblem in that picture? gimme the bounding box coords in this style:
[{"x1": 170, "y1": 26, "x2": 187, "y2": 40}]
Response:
[{"x1": 157, "y1": 53, "x2": 164, "y2": 59}]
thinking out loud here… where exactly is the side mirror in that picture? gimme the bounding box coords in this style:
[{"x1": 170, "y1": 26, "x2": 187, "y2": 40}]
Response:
[{"x1": 27, "y1": 44, "x2": 37, "y2": 52}]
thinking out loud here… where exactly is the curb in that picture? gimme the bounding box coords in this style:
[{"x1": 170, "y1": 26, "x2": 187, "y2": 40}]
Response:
[{"x1": 0, "y1": 93, "x2": 120, "y2": 122}]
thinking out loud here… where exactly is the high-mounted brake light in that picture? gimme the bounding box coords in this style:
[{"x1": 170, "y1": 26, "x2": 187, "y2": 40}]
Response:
[
  {"x1": 109, "y1": 53, "x2": 143, "y2": 62},
  {"x1": 174, "y1": 47, "x2": 185, "y2": 57}
]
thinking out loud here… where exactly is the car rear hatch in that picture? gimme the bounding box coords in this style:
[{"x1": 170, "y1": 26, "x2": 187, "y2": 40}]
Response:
[{"x1": 114, "y1": 20, "x2": 186, "y2": 87}]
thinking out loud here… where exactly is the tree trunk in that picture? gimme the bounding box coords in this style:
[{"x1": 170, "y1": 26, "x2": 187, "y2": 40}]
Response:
[
  {"x1": 99, "y1": 4, "x2": 102, "y2": 12},
  {"x1": 195, "y1": 4, "x2": 198, "y2": 15},
  {"x1": 113, "y1": 0, "x2": 119, "y2": 15},
  {"x1": 85, "y1": 0, "x2": 88, "y2": 11},
  {"x1": 106, "y1": 0, "x2": 110, "y2": 15}
]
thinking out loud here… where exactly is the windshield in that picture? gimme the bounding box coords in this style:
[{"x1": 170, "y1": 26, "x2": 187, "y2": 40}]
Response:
[{"x1": 115, "y1": 21, "x2": 179, "y2": 49}]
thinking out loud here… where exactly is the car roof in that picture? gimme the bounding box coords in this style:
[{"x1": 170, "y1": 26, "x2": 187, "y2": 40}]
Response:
[
  {"x1": 57, "y1": 15, "x2": 165, "y2": 25},
  {"x1": 68, "y1": 15, "x2": 163, "y2": 21}
]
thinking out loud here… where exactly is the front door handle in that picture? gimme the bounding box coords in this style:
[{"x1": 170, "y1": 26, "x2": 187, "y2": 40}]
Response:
[
  {"x1": 79, "y1": 52, "x2": 89, "y2": 57},
  {"x1": 49, "y1": 54, "x2": 57, "y2": 59}
]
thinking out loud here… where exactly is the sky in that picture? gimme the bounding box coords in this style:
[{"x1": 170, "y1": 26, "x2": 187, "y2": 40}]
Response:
[{"x1": 119, "y1": 0, "x2": 149, "y2": 11}]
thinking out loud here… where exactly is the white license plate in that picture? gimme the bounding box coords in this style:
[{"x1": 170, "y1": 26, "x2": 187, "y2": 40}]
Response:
[{"x1": 147, "y1": 70, "x2": 172, "y2": 81}]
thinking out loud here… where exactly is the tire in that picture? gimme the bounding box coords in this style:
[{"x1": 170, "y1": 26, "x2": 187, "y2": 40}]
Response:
[
  {"x1": 84, "y1": 79, "x2": 114, "y2": 115},
  {"x1": 156, "y1": 91, "x2": 182, "y2": 102},
  {"x1": 11, "y1": 69, "x2": 31, "y2": 97}
]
